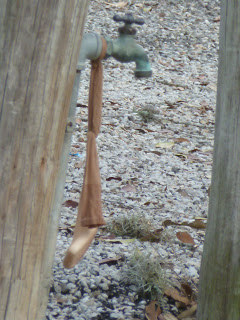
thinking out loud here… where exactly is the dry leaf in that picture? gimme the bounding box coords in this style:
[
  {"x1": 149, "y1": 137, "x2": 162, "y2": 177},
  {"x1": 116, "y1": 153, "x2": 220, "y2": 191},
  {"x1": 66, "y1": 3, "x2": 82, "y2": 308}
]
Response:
[
  {"x1": 106, "y1": 176, "x2": 122, "y2": 181},
  {"x1": 156, "y1": 141, "x2": 175, "y2": 149},
  {"x1": 175, "y1": 153, "x2": 187, "y2": 159},
  {"x1": 178, "y1": 303, "x2": 197, "y2": 319},
  {"x1": 99, "y1": 256, "x2": 123, "y2": 265},
  {"x1": 98, "y1": 234, "x2": 116, "y2": 241},
  {"x1": 164, "y1": 288, "x2": 191, "y2": 306},
  {"x1": 115, "y1": 1, "x2": 128, "y2": 8},
  {"x1": 74, "y1": 161, "x2": 83, "y2": 169},
  {"x1": 105, "y1": 1, "x2": 128, "y2": 8},
  {"x1": 181, "y1": 283, "x2": 194, "y2": 299},
  {"x1": 143, "y1": 7, "x2": 152, "y2": 13},
  {"x1": 122, "y1": 184, "x2": 137, "y2": 193},
  {"x1": 58, "y1": 224, "x2": 75, "y2": 234},
  {"x1": 176, "y1": 231, "x2": 195, "y2": 245},
  {"x1": 136, "y1": 128, "x2": 147, "y2": 134},
  {"x1": 63, "y1": 199, "x2": 78, "y2": 208},
  {"x1": 213, "y1": 15, "x2": 221, "y2": 22},
  {"x1": 163, "y1": 219, "x2": 178, "y2": 227},
  {"x1": 100, "y1": 238, "x2": 135, "y2": 244},
  {"x1": 163, "y1": 219, "x2": 206, "y2": 230},
  {"x1": 75, "y1": 118, "x2": 81, "y2": 125},
  {"x1": 173, "y1": 138, "x2": 190, "y2": 143},
  {"x1": 145, "y1": 150, "x2": 162, "y2": 156},
  {"x1": 177, "y1": 189, "x2": 190, "y2": 198},
  {"x1": 145, "y1": 301, "x2": 162, "y2": 320},
  {"x1": 188, "y1": 219, "x2": 206, "y2": 229}
]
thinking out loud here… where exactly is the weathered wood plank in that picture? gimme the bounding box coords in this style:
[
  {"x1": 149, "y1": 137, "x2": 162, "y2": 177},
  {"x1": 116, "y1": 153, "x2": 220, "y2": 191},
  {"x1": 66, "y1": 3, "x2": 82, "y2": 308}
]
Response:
[
  {"x1": 0, "y1": 1, "x2": 89, "y2": 319},
  {"x1": 197, "y1": 1, "x2": 240, "y2": 319}
]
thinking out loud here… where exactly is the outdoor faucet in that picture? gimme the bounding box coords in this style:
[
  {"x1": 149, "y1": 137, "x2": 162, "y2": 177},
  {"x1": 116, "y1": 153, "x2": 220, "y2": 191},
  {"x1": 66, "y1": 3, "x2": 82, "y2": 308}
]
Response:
[
  {"x1": 77, "y1": 13, "x2": 152, "y2": 78},
  {"x1": 105, "y1": 13, "x2": 152, "y2": 78}
]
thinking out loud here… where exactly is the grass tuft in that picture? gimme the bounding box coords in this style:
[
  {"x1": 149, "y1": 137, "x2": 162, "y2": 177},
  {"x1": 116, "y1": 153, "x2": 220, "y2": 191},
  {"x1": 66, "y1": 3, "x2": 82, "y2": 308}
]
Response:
[
  {"x1": 107, "y1": 214, "x2": 153, "y2": 240},
  {"x1": 123, "y1": 250, "x2": 168, "y2": 301},
  {"x1": 136, "y1": 105, "x2": 158, "y2": 123}
]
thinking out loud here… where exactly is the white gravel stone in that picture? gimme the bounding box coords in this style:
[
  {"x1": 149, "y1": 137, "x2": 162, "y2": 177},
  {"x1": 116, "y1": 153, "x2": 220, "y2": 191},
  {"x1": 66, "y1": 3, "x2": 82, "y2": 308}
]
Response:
[{"x1": 46, "y1": 0, "x2": 220, "y2": 319}]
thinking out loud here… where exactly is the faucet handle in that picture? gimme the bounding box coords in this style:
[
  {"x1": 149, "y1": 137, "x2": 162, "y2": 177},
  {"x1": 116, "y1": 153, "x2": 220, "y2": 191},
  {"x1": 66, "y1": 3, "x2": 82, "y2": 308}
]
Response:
[
  {"x1": 113, "y1": 13, "x2": 144, "y2": 35},
  {"x1": 113, "y1": 13, "x2": 144, "y2": 26}
]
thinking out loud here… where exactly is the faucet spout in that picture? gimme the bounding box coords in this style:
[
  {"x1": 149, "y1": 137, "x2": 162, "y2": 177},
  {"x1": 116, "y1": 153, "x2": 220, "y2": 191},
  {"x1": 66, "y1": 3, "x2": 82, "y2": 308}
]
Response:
[
  {"x1": 77, "y1": 14, "x2": 152, "y2": 78},
  {"x1": 106, "y1": 34, "x2": 152, "y2": 78}
]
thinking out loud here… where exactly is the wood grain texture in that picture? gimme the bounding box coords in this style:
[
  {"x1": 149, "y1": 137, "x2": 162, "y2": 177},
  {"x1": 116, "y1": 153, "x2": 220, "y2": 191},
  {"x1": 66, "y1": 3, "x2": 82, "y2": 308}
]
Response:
[
  {"x1": 0, "y1": 1, "x2": 89, "y2": 319},
  {"x1": 197, "y1": 1, "x2": 240, "y2": 319}
]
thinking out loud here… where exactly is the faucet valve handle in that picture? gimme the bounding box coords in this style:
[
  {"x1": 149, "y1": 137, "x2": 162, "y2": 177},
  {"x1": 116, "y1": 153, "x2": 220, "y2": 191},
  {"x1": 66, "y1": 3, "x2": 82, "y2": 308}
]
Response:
[{"x1": 113, "y1": 13, "x2": 144, "y2": 35}]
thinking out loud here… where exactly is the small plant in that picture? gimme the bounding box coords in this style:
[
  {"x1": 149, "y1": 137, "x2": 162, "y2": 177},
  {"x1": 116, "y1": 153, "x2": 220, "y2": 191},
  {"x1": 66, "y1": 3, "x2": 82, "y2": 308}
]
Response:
[
  {"x1": 107, "y1": 214, "x2": 153, "y2": 240},
  {"x1": 136, "y1": 105, "x2": 158, "y2": 123},
  {"x1": 123, "y1": 250, "x2": 168, "y2": 301}
]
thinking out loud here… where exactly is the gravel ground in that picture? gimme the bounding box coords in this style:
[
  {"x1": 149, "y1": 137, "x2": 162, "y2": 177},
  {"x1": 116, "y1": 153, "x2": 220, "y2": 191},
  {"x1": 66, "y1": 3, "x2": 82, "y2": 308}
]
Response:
[{"x1": 46, "y1": 0, "x2": 220, "y2": 319}]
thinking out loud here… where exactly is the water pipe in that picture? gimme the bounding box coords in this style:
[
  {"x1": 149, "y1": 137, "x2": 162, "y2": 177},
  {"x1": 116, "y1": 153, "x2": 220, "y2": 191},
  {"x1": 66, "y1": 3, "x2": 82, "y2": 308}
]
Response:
[
  {"x1": 77, "y1": 13, "x2": 152, "y2": 77},
  {"x1": 77, "y1": 32, "x2": 103, "y2": 71}
]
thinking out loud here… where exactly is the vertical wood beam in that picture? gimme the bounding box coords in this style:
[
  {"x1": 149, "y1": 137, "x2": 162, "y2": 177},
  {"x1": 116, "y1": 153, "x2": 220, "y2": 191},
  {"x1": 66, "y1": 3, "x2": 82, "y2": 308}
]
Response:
[
  {"x1": 197, "y1": 1, "x2": 240, "y2": 319},
  {"x1": 0, "y1": 1, "x2": 89, "y2": 319}
]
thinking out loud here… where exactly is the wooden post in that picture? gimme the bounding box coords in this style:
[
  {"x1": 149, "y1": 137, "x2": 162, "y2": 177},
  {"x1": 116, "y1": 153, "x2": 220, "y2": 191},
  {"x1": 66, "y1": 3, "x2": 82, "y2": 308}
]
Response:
[
  {"x1": 197, "y1": 1, "x2": 240, "y2": 319},
  {"x1": 0, "y1": 1, "x2": 89, "y2": 319}
]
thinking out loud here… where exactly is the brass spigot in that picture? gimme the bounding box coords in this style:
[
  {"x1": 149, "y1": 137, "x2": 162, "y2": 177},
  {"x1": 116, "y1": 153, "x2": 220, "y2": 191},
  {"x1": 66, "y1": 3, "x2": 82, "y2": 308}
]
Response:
[{"x1": 105, "y1": 13, "x2": 152, "y2": 78}]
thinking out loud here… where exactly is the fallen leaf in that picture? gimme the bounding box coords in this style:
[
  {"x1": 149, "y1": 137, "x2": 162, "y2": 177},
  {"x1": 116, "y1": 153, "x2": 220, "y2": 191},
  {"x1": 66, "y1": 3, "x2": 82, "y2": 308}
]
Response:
[
  {"x1": 145, "y1": 301, "x2": 162, "y2": 320},
  {"x1": 58, "y1": 225, "x2": 75, "y2": 234},
  {"x1": 104, "y1": 1, "x2": 128, "y2": 8},
  {"x1": 178, "y1": 303, "x2": 197, "y2": 319},
  {"x1": 100, "y1": 238, "x2": 136, "y2": 244},
  {"x1": 173, "y1": 138, "x2": 190, "y2": 143},
  {"x1": 176, "y1": 231, "x2": 195, "y2": 245},
  {"x1": 63, "y1": 200, "x2": 78, "y2": 208},
  {"x1": 56, "y1": 297, "x2": 68, "y2": 304},
  {"x1": 181, "y1": 283, "x2": 194, "y2": 300},
  {"x1": 164, "y1": 288, "x2": 191, "y2": 306},
  {"x1": 140, "y1": 229, "x2": 163, "y2": 242},
  {"x1": 136, "y1": 128, "x2": 147, "y2": 134},
  {"x1": 177, "y1": 189, "x2": 190, "y2": 198},
  {"x1": 156, "y1": 141, "x2": 175, "y2": 149},
  {"x1": 164, "y1": 100, "x2": 177, "y2": 108},
  {"x1": 121, "y1": 184, "x2": 137, "y2": 193},
  {"x1": 74, "y1": 161, "x2": 83, "y2": 169},
  {"x1": 99, "y1": 256, "x2": 123, "y2": 265},
  {"x1": 143, "y1": 6, "x2": 152, "y2": 13},
  {"x1": 75, "y1": 118, "x2": 81, "y2": 125},
  {"x1": 188, "y1": 148, "x2": 200, "y2": 153},
  {"x1": 175, "y1": 153, "x2": 187, "y2": 160},
  {"x1": 188, "y1": 219, "x2": 206, "y2": 229},
  {"x1": 162, "y1": 219, "x2": 179, "y2": 227},
  {"x1": 76, "y1": 103, "x2": 88, "y2": 108},
  {"x1": 145, "y1": 150, "x2": 162, "y2": 156},
  {"x1": 213, "y1": 15, "x2": 221, "y2": 22},
  {"x1": 145, "y1": 128, "x2": 157, "y2": 133},
  {"x1": 115, "y1": 1, "x2": 128, "y2": 8},
  {"x1": 106, "y1": 176, "x2": 122, "y2": 181},
  {"x1": 163, "y1": 219, "x2": 206, "y2": 230}
]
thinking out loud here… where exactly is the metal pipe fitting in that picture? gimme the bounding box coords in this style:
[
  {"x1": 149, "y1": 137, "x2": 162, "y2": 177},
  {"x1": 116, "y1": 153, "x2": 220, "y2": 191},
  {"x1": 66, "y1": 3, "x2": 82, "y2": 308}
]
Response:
[{"x1": 77, "y1": 33, "x2": 103, "y2": 71}]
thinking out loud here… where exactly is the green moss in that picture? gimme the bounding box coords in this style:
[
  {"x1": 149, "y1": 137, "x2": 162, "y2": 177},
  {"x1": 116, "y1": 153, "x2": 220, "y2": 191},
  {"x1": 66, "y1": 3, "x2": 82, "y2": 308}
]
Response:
[{"x1": 123, "y1": 250, "x2": 168, "y2": 302}]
